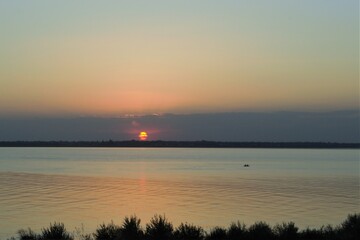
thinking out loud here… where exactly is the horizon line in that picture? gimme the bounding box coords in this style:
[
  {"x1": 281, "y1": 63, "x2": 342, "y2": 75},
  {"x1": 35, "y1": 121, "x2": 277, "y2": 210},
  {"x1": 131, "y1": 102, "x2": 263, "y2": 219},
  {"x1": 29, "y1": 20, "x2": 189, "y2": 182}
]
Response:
[{"x1": 1, "y1": 140, "x2": 359, "y2": 149}]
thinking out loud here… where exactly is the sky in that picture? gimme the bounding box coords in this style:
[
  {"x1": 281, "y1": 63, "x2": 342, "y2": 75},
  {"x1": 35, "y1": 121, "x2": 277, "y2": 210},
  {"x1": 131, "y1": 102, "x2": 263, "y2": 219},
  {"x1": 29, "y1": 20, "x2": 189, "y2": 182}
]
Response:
[
  {"x1": 0, "y1": 111, "x2": 359, "y2": 142},
  {"x1": 0, "y1": 0, "x2": 359, "y2": 117},
  {"x1": 0, "y1": 1, "x2": 359, "y2": 142}
]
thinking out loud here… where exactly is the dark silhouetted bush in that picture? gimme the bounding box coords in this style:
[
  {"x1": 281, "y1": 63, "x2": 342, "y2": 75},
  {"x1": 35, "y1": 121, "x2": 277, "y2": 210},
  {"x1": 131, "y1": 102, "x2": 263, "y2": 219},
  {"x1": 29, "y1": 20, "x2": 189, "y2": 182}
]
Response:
[
  {"x1": 145, "y1": 215, "x2": 174, "y2": 240},
  {"x1": 174, "y1": 223, "x2": 205, "y2": 240},
  {"x1": 339, "y1": 213, "x2": 360, "y2": 240},
  {"x1": 94, "y1": 222, "x2": 121, "y2": 240},
  {"x1": 299, "y1": 227, "x2": 325, "y2": 240},
  {"x1": 227, "y1": 221, "x2": 247, "y2": 240},
  {"x1": 18, "y1": 228, "x2": 39, "y2": 240},
  {"x1": 248, "y1": 221, "x2": 274, "y2": 240},
  {"x1": 120, "y1": 215, "x2": 144, "y2": 240},
  {"x1": 274, "y1": 222, "x2": 299, "y2": 240},
  {"x1": 321, "y1": 225, "x2": 340, "y2": 240},
  {"x1": 10, "y1": 213, "x2": 360, "y2": 240},
  {"x1": 205, "y1": 227, "x2": 227, "y2": 240},
  {"x1": 41, "y1": 222, "x2": 73, "y2": 240}
]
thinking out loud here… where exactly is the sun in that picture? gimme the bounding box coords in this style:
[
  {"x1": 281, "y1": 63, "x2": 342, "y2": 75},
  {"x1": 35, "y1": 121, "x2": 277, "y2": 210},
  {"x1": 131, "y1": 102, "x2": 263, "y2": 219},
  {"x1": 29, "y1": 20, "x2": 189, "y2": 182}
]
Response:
[{"x1": 138, "y1": 131, "x2": 148, "y2": 141}]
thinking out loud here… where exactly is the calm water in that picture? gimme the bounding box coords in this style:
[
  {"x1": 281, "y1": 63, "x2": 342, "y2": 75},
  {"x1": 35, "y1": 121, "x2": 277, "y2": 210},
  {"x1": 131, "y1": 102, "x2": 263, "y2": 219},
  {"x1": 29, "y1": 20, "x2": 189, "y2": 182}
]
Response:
[{"x1": 0, "y1": 148, "x2": 359, "y2": 238}]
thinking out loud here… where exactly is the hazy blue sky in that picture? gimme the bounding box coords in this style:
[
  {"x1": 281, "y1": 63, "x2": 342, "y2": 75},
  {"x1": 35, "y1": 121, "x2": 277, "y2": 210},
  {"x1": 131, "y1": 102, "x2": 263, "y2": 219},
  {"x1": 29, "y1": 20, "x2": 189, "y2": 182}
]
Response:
[
  {"x1": 1, "y1": 111, "x2": 359, "y2": 142},
  {"x1": 0, "y1": 0, "x2": 358, "y2": 116}
]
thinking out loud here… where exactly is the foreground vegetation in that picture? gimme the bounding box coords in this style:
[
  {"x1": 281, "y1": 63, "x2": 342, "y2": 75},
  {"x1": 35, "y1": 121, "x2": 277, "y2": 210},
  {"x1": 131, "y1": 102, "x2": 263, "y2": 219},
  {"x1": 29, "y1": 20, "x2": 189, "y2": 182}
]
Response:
[{"x1": 8, "y1": 214, "x2": 359, "y2": 240}]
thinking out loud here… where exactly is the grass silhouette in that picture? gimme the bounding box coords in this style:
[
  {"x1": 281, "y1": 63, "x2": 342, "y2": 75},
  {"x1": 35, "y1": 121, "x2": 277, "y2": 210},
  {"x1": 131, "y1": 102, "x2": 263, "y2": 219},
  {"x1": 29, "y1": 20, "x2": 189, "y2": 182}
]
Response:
[
  {"x1": 273, "y1": 222, "x2": 298, "y2": 240},
  {"x1": 174, "y1": 223, "x2": 205, "y2": 240},
  {"x1": 205, "y1": 227, "x2": 227, "y2": 240},
  {"x1": 15, "y1": 223, "x2": 73, "y2": 240},
  {"x1": 227, "y1": 221, "x2": 247, "y2": 240},
  {"x1": 120, "y1": 216, "x2": 143, "y2": 240},
  {"x1": 145, "y1": 215, "x2": 174, "y2": 240},
  {"x1": 9, "y1": 213, "x2": 359, "y2": 240},
  {"x1": 41, "y1": 223, "x2": 73, "y2": 240},
  {"x1": 94, "y1": 221, "x2": 121, "y2": 240},
  {"x1": 17, "y1": 228, "x2": 38, "y2": 240}
]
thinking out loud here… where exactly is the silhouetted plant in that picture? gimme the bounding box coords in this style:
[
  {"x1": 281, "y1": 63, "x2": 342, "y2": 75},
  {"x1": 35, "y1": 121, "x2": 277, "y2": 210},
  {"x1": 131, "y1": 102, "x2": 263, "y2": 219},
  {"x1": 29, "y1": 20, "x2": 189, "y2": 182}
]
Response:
[
  {"x1": 145, "y1": 214, "x2": 174, "y2": 240},
  {"x1": 10, "y1": 214, "x2": 360, "y2": 240},
  {"x1": 321, "y1": 225, "x2": 340, "y2": 240},
  {"x1": 94, "y1": 222, "x2": 121, "y2": 240},
  {"x1": 18, "y1": 228, "x2": 39, "y2": 240},
  {"x1": 248, "y1": 221, "x2": 274, "y2": 240},
  {"x1": 273, "y1": 222, "x2": 299, "y2": 240},
  {"x1": 205, "y1": 227, "x2": 227, "y2": 240},
  {"x1": 120, "y1": 215, "x2": 144, "y2": 240},
  {"x1": 227, "y1": 221, "x2": 247, "y2": 240},
  {"x1": 299, "y1": 228, "x2": 323, "y2": 240},
  {"x1": 41, "y1": 222, "x2": 73, "y2": 240},
  {"x1": 339, "y1": 213, "x2": 360, "y2": 240},
  {"x1": 174, "y1": 223, "x2": 205, "y2": 240},
  {"x1": 74, "y1": 224, "x2": 94, "y2": 240},
  {"x1": 79, "y1": 234, "x2": 93, "y2": 240},
  {"x1": 299, "y1": 227, "x2": 325, "y2": 240}
]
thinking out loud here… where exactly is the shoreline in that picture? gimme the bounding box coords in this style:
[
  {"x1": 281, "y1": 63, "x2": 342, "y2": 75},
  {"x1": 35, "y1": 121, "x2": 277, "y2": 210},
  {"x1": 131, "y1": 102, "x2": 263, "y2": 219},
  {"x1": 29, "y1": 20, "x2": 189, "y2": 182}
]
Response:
[{"x1": 0, "y1": 140, "x2": 359, "y2": 149}]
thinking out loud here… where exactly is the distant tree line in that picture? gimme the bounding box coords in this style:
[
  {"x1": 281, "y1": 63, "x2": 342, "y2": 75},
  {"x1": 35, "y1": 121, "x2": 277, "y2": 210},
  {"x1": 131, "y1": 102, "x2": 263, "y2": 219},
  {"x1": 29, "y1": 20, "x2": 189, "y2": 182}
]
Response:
[
  {"x1": 8, "y1": 213, "x2": 360, "y2": 240},
  {"x1": 0, "y1": 141, "x2": 359, "y2": 148}
]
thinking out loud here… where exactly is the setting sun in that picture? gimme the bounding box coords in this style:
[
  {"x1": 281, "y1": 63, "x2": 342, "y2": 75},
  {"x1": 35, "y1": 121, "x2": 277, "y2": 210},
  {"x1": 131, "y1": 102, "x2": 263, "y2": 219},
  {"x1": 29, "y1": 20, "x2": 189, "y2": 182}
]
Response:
[{"x1": 138, "y1": 131, "x2": 148, "y2": 141}]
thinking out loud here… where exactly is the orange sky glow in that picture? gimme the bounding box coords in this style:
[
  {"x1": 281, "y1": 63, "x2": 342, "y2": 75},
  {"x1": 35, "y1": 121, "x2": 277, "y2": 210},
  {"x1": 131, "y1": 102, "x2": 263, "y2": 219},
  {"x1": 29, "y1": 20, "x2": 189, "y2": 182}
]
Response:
[{"x1": 0, "y1": 1, "x2": 358, "y2": 117}]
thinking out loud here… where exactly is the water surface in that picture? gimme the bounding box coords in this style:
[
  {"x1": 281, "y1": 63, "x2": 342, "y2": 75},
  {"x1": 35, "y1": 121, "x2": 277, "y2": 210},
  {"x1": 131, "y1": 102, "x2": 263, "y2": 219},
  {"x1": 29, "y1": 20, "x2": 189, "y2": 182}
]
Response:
[{"x1": 0, "y1": 148, "x2": 358, "y2": 238}]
